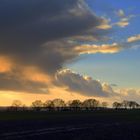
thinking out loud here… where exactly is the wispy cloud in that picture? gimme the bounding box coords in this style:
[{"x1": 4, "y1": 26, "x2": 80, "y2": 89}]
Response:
[
  {"x1": 114, "y1": 9, "x2": 135, "y2": 28},
  {"x1": 116, "y1": 9, "x2": 125, "y2": 17},
  {"x1": 96, "y1": 18, "x2": 112, "y2": 30}
]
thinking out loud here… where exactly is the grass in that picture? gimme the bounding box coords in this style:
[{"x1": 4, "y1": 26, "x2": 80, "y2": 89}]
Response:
[{"x1": 0, "y1": 109, "x2": 140, "y2": 122}]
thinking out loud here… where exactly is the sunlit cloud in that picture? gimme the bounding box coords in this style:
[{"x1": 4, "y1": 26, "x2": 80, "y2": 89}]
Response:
[
  {"x1": 21, "y1": 66, "x2": 52, "y2": 83},
  {"x1": 55, "y1": 69, "x2": 118, "y2": 97},
  {"x1": 0, "y1": 89, "x2": 89, "y2": 106},
  {"x1": 115, "y1": 19, "x2": 129, "y2": 28},
  {"x1": 114, "y1": 9, "x2": 135, "y2": 28},
  {"x1": 96, "y1": 18, "x2": 112, "y2": 30},
  {"x1": 117, "y1": 89, "x2": 140, "y2": 103},
  {"x1": 0, "y1": 56, "x2": 14, "y2": 73},
  {"x1": 127, "y1": 34, "x2": 140, "y2": 43},
  {"x1": 74, "y1": 43, "x2": 122, "y2": 54}
]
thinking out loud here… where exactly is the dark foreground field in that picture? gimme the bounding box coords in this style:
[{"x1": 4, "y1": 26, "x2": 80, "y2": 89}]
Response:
[{"x1": 1, "y1": 110, "x2": 140, "y2": 140}]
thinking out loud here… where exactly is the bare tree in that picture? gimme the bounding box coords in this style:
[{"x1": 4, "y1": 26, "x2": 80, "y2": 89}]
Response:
[
  {"x1": 82, "y1": 99, "x2": 100, "y2": 110},
  {"x1": 52, "y1": 99, "x2": 66, "y2": 109},
  {"x1": 128, "y1": 101, "x2": 134, "y2": 109},
  {"x1": 44, "y1": 100, "x2": 54, "y2": 111},
  {"x1": 128, "y1": 101, "x2": 139, "y2": 109},
  {"x1": 12, "y1": 100, "x2": 22, "y2": 107},
  {"x1": 11, "y1": 100, "x2": 23, "y2": 111},
  {"x1": 112, "y1": 102, "x2": 122, "y2": 109},
  {"x1": 44, "y1": 100, "x2": 54, "y2": 107},
  {"x1": 32, "y1": 100, "x2": 43, "y2": 111},
  {"x1": 121, "y1": 100, "x2": 129, "y2": 109},
  {"x1": 66, "y1": 100, "x2": 73, "y2": 107},
  {"x1": 68, "y1": 100, "x2": 81, "y2": 110},
  {"x1": 101, "y1": 102, "x2": 108, "y2": 108},
  {"x1": 135, "y1": 102, "x2": 140, "y2": 109}
]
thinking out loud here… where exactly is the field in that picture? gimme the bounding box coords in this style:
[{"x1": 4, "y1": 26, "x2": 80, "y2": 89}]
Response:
[{"x1": 1, "y1": 110, "x2": 140, "y2": 139}]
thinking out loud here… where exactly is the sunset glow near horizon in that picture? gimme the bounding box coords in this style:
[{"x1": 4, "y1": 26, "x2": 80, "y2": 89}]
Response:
[{"x1": 0, "y1": 0, "x2": 140, "y2": 106}]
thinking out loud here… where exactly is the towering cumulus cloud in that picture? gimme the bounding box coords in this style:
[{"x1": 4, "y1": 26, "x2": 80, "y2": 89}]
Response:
[
  {"x1": 55, "y1": 69, "x2": 117, "y2": 97},
  {"x1": 0, "y1": 0, "x2": 114, "y2": 95}
]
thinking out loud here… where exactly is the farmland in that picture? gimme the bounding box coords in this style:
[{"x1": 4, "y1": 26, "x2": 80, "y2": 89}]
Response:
[{"x1": 1, "y1": 110, "x2": 140, "y2": 139}]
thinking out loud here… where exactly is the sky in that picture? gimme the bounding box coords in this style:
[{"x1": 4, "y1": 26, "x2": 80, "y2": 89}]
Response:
[
  {"x1": 0, "y1": 0, "x2": 140, "y2": 106},
  {"x1": 67, "y1": 0, "x2": 140, "y2": 89}
]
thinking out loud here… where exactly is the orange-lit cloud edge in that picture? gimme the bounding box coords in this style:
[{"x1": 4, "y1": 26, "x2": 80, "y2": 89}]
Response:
[{"x1": 0, "y1": 55, "x2": 139, "y2": 107}]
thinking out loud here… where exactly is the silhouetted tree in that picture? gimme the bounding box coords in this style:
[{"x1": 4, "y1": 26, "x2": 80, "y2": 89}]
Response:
[
  {"x1": 112, "y1": 102, "x2": 122, "y2": 109},
  {"x1": 52, "y1": 99, "x2": 66, "y2": 110},
  {"x1": 32, "y1": 100, "x2": 43, "y2": 111},
  {"x1": 11, "y1": 100, "x2": 23, "y2": 111},
  {"x1": 128, "y1": 101, "x2": 134, "y2": 109},
  {"x1": 135, "y1": 102, "x2": 140, "y2": 109},
  {"x1": 68, "y1": 100, "x2": 81, "y2": 110},
  {"x1": 101, "y1": 102, "x2": 108, "y2": 108},
  {"x1": 128, "y1": 101, "x2": 139, "y2": 109},
  {"x1": 66, "y1": 100, "x2": 72, "y2": 107},
  {"x1": 44, "y1": 100, "x2": 54, "y2": 111},
  {"x1": 121, "y1": 100, "x2": 129, "y2": 109},
  {"x1": 22, "y1": 104, "x2": 27, "y2": 111},
  {"x1": 44, "y1": 100, "x2": 54, "y2": 107},
  {"x1": 82, "y1": 99, "x2": 100, "y2": 110}
]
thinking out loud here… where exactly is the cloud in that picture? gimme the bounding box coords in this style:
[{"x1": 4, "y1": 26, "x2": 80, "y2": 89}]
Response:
[
  {"x1": 0, "y1": 0, "x2": 103, "y2": 73},
  {"x1": 127, "y1": 34, "x2": 140, "y2": 43},
  {"x1": 110, "y1": 84, "x2": 118, "y2": 87},
  {"x1": 115, "y1": 19, "x2": 129, "y2": 28},
  {"x1": 119, "y1": 89, "x2": 140, "y2": 103},
  {"x1": 69, "y1": 35, "x2": 99, "y2": 42},
  {"x1": 116, "y1": 9, "x2": 125, "y2": 18},
  {"x1": 0, "y1": 0, "x2": 109, "y2": 93},
  {"x1": 74, "y1": 43, "x2": 122, "y2": 54},
  {"x1": 96, "y1": 18, "x2": 112, "y2": 30},
  {"x1": 17, "y1": 66, "x2": 52, "y2": 84},
  {"x1": 55, "y1": 69, "x2": 118, "y2": 97},
  {"x1": 114, "y1": 9, "x2": 135, "y2": 28},
  {"x1": 0, "y1": 0, "x2": 132, "y2": 95},
  {"x1": 0, "y1": 57, "x2": 52, "y2": 93},
  {"x1": 0, "y1": 73, "x2": 49, "y2": 94},
  {"x1": 0, "y1": 56, "x2": 14, "y2": 73}
]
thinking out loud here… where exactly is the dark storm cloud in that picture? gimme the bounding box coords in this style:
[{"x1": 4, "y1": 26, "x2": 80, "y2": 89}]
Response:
[
  {"x1": 0, "y1": 0, "x2": 102, "y2": 74},
  {"x1": 0, "y1": 0, "x2": 106, "y2": 93}
]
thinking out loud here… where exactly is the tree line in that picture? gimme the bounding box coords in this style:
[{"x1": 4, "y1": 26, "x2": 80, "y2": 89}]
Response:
[
  {"x1": 9, "y1": 99, "x2": 140, "y2": 111},
  {"x1": 113, "y1": 100, "x2": 140, "y2": 109}
]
